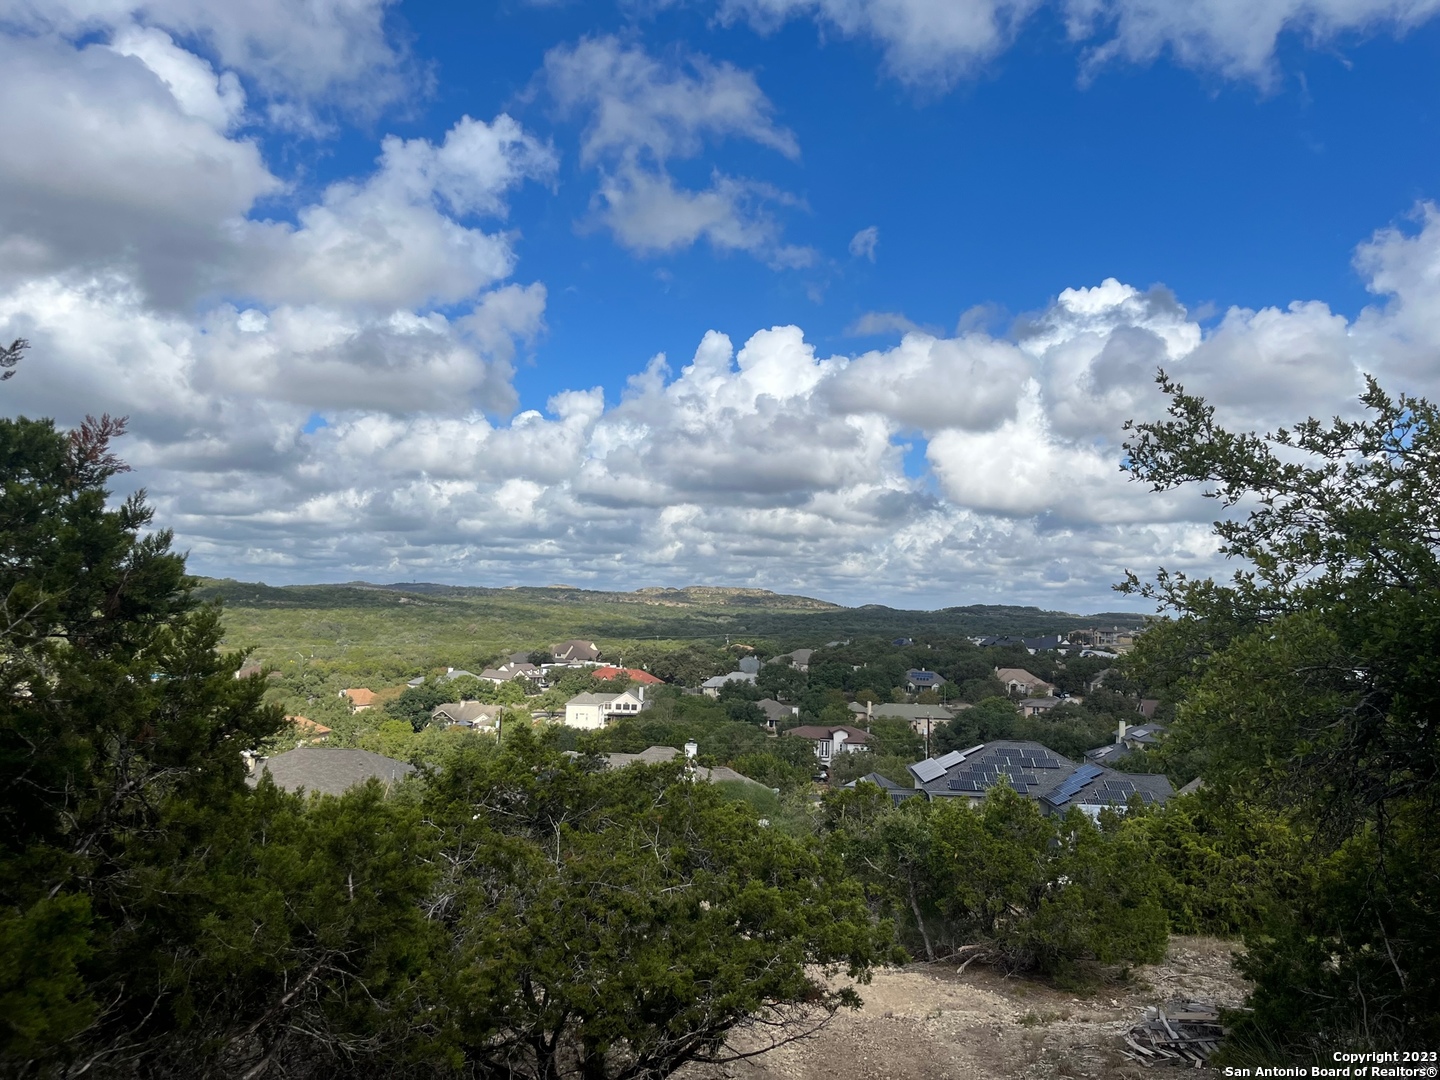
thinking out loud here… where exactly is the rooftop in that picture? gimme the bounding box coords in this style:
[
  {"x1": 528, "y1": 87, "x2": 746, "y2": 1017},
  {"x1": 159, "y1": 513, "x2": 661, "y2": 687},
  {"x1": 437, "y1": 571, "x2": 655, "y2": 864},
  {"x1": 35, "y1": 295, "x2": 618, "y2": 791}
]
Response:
[{"x1": 248, "y1": 748, "x2": 415, "y2": 797}]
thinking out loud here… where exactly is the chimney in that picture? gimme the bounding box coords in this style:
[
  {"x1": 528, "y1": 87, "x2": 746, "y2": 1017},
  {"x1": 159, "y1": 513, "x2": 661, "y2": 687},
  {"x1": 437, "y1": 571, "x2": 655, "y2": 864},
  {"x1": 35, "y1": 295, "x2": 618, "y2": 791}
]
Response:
[
  {"x1": 684, "y1": 741, "x2": 698, "y2": 760},
  {"x1": 1117, "y1": 720, "x2": 1128, "y2": 744}
]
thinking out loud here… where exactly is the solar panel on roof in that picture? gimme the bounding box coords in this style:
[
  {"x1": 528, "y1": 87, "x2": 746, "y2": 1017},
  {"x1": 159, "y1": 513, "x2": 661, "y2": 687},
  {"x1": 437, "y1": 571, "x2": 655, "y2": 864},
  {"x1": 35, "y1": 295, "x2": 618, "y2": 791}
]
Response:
[
  {"x1": 1049, "y1": 763, "x2": 1104, "y2": 805},
  {"x1": 933, "y1": 749, "x2": 967, "y2": 769},
  {"x1": 912, "y1": 759, "x2": 947, "y2": 783}
]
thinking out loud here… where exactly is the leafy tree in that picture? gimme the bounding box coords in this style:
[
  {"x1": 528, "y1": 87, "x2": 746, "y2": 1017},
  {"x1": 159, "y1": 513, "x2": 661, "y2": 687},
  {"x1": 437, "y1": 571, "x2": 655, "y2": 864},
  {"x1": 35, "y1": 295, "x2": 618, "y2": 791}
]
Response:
[
  {"x1": 417, "y1": 731, "x2": 894, "y2": 1079},
  {"x1": 0, "y1": 414, "x2": 288, "y2": 1069},
  {"x1": 386, "y1": 680, "x2": 449, "y2": 731},
  {"x1": 1121, "y1": 374, "x2": 1440, "y2": 1054},
  {"x1": 865, "y1": 717, "x2": 922, "y2": 759},
  {"x1": 756, "y1": 660, "x2": 805, "y2": 701},
  {"x1": 730, "y1": 751, "x2": 811, "y2": 793},
  {"x1": 821, "y1": 787, "x2": 1166, "y2": 979},
  {"x1": 933, "y1": 697, "x2": 1017, "y2": 753}
]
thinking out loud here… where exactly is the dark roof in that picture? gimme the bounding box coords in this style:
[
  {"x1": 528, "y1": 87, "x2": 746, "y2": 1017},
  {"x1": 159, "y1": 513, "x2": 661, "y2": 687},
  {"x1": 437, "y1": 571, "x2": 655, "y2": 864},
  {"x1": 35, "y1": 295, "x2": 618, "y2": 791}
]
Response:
[
  {"x1": 1021, "y1": 634, "x2": 1065, "y2": 651},
  {"x1": 909, "y1": 741, "x2": 1073, "y2": 798},
  {"x1": 552, "y1": 640, "x2": 601, "y2": 662},
  {"x1": 783, "y1": 724, "x2": 872, "y2": 744},
  {"x1": 755, "y1": 698, "x2": 797, "y2": 723},
  {"x1": 906, "y1": 740, "x2": 1173, "y2": 811},
  {"x1": 1039, "y1": 764, "x2": 1173, "y2": 812},
  {"x1": 249, "y1": 749, "x2": 415, "y2": 796},
  {"x1": 845, "y1": 771, "x2": 907, "y2": 791},
  {"x1": 1084, "y1": 742, "x2": 1134, "y2": 765},
  {"x1": 906, "y1": 669, "x2": 946, "y2": 686}
]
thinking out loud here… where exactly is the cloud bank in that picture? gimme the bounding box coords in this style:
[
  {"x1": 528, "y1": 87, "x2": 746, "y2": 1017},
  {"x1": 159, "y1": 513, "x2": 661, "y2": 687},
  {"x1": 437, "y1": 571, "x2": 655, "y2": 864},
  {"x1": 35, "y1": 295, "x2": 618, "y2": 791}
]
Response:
[{"x1": 5, "y1": 2, "x2": 1440, "y2": 609}]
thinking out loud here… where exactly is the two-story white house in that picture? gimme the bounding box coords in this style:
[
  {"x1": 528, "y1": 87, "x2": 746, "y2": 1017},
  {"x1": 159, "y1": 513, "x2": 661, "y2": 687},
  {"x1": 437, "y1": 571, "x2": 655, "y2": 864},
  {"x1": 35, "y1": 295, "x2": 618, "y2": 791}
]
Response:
[
  {"x1": 781, "y1": 724, "x2": 872, "y2": 766},
  {"x1": 563, "y1": 688, "x2": 649, "y2": 730}
]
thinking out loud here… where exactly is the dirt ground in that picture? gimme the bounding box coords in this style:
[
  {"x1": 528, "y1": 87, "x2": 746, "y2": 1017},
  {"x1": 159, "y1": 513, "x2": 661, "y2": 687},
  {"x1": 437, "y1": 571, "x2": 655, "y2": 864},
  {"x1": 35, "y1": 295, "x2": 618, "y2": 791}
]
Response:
[{"x1": 680, "y1": 937, "x2": 1250, "y2": 1080}]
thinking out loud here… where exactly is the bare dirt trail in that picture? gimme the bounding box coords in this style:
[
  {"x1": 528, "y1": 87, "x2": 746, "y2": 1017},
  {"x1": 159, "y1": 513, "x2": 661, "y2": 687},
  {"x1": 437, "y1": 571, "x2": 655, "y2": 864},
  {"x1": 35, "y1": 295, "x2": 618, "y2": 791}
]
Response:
[{"x1": 681, "y1": 937, "x2": 1249, "y2": 1080}]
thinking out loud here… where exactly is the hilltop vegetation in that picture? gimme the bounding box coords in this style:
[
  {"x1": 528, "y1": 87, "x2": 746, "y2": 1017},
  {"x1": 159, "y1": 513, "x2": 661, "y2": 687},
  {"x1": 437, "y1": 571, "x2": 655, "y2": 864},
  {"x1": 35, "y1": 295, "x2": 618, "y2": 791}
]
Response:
[{"x1": 198, "y1": 575, "x2": 1146, "y2": 677}]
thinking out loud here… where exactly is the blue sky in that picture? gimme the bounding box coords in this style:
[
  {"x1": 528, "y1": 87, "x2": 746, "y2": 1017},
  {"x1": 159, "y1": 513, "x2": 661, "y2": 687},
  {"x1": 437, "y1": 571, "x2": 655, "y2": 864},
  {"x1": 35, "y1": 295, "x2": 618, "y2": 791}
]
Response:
[{"x1": 2, "y1": 0, "x2": 1440, "y2": 609}]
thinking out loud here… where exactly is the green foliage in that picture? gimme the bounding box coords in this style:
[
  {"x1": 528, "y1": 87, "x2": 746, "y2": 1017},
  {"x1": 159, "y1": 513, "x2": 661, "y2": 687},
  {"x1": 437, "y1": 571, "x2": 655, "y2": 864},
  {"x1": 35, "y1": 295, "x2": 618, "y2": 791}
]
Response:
[
  {"x1": 1122, "y1": 374, "x2": 1440, "y2": 1053},
  {"x1": 386, "y1": 680, "x2": 449, "y2": 730},
  {"x1": 416, "y1": 731, "x2": 894, "y2": 1079},
  {"x1": 1120, "y1": 790, "x2": 1303, "y2": 936},
  {"x1": 821, "y1": 787, "x2": 1167, "y2": 981}
]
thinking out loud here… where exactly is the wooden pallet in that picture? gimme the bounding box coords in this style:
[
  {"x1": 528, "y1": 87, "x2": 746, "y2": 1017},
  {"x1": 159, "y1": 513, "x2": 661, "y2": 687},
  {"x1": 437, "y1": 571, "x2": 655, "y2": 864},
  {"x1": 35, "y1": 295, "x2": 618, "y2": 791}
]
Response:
[{"x1": 1119, "y1": 1000, "x2": 1227, "y2": 1068}]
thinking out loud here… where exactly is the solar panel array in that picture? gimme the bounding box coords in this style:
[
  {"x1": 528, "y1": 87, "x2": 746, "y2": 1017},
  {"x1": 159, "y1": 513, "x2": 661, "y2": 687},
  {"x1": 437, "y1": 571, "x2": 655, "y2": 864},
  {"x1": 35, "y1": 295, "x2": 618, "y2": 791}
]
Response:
[
  {"x1": 911, "y1": 758, "x2": 948, "y2": 783},
  {"x1": 942, "y1": 746, "x2": 1068, "y2": 795},
  {"x1": 1071, "y1": 777, "x2": 1161, "y2": 806},
  {"x1": 1047, "y1": 763, "x2": 1103, "y2": 805}
]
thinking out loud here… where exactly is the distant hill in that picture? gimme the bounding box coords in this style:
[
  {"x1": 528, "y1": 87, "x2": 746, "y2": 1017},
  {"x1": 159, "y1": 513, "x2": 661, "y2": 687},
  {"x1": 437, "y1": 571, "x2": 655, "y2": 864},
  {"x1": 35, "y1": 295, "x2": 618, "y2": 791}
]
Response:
[{"x1": 197, "y1": 577, "x2": 1149, "y2": 670}]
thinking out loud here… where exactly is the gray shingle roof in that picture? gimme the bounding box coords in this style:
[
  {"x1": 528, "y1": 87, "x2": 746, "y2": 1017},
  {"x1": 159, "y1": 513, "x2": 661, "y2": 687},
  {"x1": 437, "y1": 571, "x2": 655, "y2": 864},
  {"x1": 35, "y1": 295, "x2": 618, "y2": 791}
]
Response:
[
  {"x1": 248, "y1": 748, "x2": 416, "y2": 796},
  {"x1": 604, "y1": 746, "x2": 682, "y2": 767},
  {"x1": 432, "y1": 701, "x2": 503, "y2": 726},
  {"x1": 845, "y1": 772, "x2": 907, "y2": 791}
]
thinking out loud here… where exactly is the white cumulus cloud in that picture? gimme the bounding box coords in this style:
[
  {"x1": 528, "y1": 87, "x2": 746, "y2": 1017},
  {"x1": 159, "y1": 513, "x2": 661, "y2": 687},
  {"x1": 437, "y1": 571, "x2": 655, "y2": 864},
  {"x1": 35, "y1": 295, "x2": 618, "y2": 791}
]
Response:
[{"x1": 543, "y1": 35, "x2": 813, "y2": 266}]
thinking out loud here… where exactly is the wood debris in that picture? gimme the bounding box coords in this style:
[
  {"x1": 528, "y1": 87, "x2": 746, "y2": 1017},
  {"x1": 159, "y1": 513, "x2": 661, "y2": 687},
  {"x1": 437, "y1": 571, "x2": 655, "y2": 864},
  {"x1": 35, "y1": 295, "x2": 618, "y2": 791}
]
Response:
[{"x1": 1119, "y1": 1000, "x2": 1226, "y2": 1068}]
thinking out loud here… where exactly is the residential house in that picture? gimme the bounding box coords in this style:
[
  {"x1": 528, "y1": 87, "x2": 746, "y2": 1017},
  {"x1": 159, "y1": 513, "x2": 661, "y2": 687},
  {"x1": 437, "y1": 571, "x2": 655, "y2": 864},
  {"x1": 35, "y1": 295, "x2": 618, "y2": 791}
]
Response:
[
  {"x1": 599, "y1": 745, "x2": 771, "y2": 791},
  {"x1": 782, "y1": 724, "x2": 871, "y2": 766},
  {"x1": 438, "y1": 668, "x2": 478, "y2": 683},
  {"x1": 1137, "y1": 698, "x2": 1161, "y2": 720},
  {"x1": 737, "y1": 656, "x2": 761, "y2": 675},
  {"x1": 994, "y1": 668, "x2": 1054, "y2": 697},
  {"x1": 287, "y1": 716, "x2": 331, "y2": 743},
  {"x1": 592, "y1": 666, "x2": 664, "y2": 685},
  {"x1": 1084, "y1": 720, "x2": 1168, "y2": 766},
  {"x1": 974, "y1": 635, "x2": 1065, "y2": 653},
  {"x1": 431, "y1": 701, "x2": 505, "y2": 730},
  {"x1": 245, "y1": 748, "x2": 415, "y2": 796},
  {"x1": 700, "y1": 671, "x2": 758, "y2": 698},
  {"x1": 905, "y1": 669, "x2": 946, "y2": 693},
  {"x1": 551, "y1": 640, "x2": 602, "y2": 664},
  {"x1": 1086, "y1": 668, "x2": 1114, "y2": 693},
  {"x1": 563, "y1": 688, "x2": 649, "y2": 730},
  {"x1": 892, "y1": 637, "x2": 914, "y2": 647},
  {"x1": 846, "y1": 701, "x2": 961, "y2": 737},
  {"x1": 768, "y1": 649, "x2": 813, "y2": 673},
  {"x1": 906, "y1": 740, "x2": 1173, "y2": 815},
  {"x1": 756, "y1": 697, "x2": 799, "y2": 731},
  {"x1": 843, "y1": 772, "x2": 918, "y2": 805},
  {"x1": 406, "y1": 675, "x2": 426, "y2": 688},
  {"x1": 1018, "y1": 697, "x2": 1062, "y2": 717},
  {"x1": 477, "y1": 660, "x2": 542, "y2": 685},
  {"x1": 1070, "y1": 626, "x2": 1143, "y2": 653},
  {"x1": 340, "y1": 688, "x2": 376, "y2": 712},
  {"x1": 235, "y1": 661, "x2": 264, "y2": 680}
]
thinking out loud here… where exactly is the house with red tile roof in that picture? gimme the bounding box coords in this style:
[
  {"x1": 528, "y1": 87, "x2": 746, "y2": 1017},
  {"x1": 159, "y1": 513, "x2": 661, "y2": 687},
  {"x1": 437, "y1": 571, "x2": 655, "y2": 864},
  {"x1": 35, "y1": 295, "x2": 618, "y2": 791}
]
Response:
[
  {"x1": 340, "y1": 688, "x2": 376, "y2": 711},
  {"x1": 592, "y1": 666, "x2": 664, "y2": 685}
]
